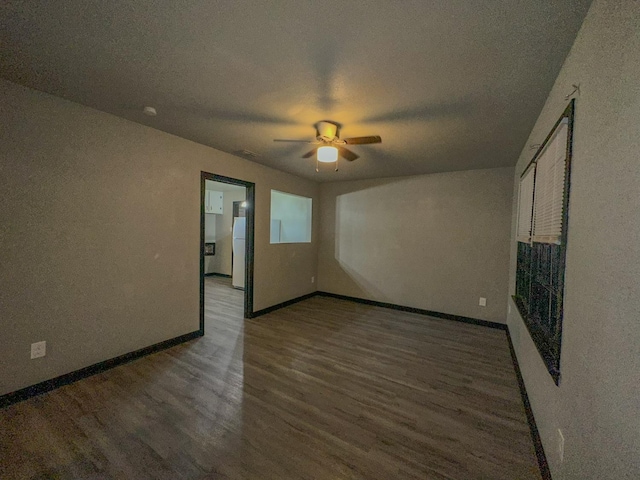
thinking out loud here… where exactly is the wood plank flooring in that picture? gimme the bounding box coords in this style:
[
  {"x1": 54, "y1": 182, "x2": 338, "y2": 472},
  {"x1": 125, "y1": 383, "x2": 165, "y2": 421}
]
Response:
[{"x1": 0, "y1": 277, "x2": 541, "y2": 479}]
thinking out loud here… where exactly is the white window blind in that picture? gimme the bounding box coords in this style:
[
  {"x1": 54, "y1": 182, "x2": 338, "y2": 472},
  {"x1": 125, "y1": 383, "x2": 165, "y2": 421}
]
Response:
[
  {"x1": 517, "y1": 166, "x2": 535, "y2": 243},
  {"x1": 532, "y1": 120, "x2": 569, "y2": 244}
]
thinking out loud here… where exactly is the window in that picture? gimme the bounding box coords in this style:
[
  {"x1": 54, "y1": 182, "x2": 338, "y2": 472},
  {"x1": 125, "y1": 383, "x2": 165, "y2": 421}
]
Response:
[
  {"x1": 514, "y1": 100, "x2": 574, "y2": 385},
  {"x1": 270, "y1": 190, "x2": 312, "y2": 244}
]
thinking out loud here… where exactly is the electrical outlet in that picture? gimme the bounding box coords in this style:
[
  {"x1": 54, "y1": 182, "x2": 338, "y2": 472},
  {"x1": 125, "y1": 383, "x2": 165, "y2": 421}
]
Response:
[
  {"x1": 31, "y1": 341, "x2": 46, "y2": 359},
  {"x1": 479, "y1": 297, "x2": 487, "y2": 307},
  {"x1": 558, "y1": 429, "x2": 565, "y2": 463},
  {"x1": 311, "y1": 276, "x2": 315, "y2": 283}
]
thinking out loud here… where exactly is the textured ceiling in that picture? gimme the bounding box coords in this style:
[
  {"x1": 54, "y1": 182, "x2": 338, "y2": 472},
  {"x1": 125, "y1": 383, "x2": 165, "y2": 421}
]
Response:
[{"x1": 0, "y1": 0, "x2": 591, "y2": 181}]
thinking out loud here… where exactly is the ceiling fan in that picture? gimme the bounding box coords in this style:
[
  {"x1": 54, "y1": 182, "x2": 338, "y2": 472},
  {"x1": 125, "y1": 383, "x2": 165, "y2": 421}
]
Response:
[{"x1": 274, "y1": 121, "x2": 381, "y2": 170}]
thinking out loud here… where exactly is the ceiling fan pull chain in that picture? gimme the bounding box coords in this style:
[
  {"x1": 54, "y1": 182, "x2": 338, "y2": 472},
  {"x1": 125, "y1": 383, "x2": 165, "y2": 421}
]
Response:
[
  {"x1": 335, "y1": 158, "x2": 339, "y2": 172},
  {"x1": 316, "y1": 158, "x2": 319, "y2": 173}
]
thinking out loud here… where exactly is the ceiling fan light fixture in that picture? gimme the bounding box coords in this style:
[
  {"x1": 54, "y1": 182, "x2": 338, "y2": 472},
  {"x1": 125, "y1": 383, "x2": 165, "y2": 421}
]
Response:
[
  {"x1": 317, "y1": 146, "x2": 338, "y2": 163},
  {"x1": 316, "y1": 121, "x2": 338, "y2": 142}
]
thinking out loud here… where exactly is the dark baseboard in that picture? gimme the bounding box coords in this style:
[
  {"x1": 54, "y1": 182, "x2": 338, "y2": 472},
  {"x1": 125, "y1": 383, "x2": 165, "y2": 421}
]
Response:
[
  {"x1": 0, "y1": 330, "x2": 203, "y2": 409},
  {"x1": 506, "y1": 327, "x2": 552, "y2": 480},
  {"x1": 316, "y1": 291, "x2": 507, "y2": 330},
  {"x1": 204, "y1": 272, "x2": 232, "y2": 278},
  {"x1": 249, "y1": 291, "x2": 319, "y2": 318},
  {"x1": 249, "y1": 290, "x2": 507, "y2": 332}
]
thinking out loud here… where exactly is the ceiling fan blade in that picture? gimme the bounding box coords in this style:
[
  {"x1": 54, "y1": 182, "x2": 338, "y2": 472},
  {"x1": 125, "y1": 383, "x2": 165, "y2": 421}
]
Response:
[
  {"x1": 338, "y1": 146, "x2": 359, "y2": 161},
  {"x1": 274, "y1": 139, "x2": 318, "y2": 143},
  {"x1": 342, "y1": 135, "x2": 382, "y2": 145},
  {"x1": 302, "y1": 148, "x2": 317, "y2": 158}
]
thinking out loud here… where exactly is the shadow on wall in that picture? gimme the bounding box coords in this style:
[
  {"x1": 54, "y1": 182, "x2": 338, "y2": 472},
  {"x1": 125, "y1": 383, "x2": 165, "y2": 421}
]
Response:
[
  {"x1": 323, "y1": 169, "x2": 513, "y2": 322},
  {"x1": 331, "y1": 178, "x2": 411, "y2": 303},
  {"x1": 335, "y1": 193, "x2": 386, "y2": 301}
]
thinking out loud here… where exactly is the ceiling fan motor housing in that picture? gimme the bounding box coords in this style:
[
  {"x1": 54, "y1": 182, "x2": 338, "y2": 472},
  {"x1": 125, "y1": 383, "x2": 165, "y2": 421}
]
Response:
[{"x1": 316, "y1": 121, "x2": 338, "y2": 142}]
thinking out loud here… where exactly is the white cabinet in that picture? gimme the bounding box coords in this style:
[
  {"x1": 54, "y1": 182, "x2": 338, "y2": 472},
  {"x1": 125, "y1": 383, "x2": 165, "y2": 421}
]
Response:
[{"x1": 205, "y1": 190, "x2": 223, "y2": 214}]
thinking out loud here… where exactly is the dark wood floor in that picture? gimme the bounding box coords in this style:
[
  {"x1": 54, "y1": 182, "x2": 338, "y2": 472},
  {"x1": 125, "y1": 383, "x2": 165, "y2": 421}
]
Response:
[{"x1": 0, "y1": 277, "x2": 540, "y2": 479}]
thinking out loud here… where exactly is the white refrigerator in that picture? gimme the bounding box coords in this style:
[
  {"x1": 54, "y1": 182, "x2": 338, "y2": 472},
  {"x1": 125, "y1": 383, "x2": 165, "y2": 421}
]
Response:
[{"x1": 232, "y1": 217, "x2": 246, "y2": 290}]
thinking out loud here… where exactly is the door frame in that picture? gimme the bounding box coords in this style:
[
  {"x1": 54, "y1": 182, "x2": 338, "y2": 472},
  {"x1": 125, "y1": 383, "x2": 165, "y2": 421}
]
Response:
[{"x1": 200, "y1": 172, "x2": 255, "y2": 333}]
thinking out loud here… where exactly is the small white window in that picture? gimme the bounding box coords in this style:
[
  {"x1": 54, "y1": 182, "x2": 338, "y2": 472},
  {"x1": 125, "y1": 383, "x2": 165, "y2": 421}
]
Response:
[{"x1": 270, "y1": 190, "x2": 312, "y2": 244}]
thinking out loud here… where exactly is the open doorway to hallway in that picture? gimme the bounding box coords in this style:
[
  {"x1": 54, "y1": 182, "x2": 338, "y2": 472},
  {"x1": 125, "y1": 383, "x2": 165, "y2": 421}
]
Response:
[{"x1": 200, "y1": 173, "x2": 255, "y2": 333}]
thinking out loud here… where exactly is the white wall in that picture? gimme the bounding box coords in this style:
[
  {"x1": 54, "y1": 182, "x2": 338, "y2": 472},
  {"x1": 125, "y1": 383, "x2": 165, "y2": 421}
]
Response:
[
  {"x1": 204, "y1": 213, "x2": 216, "y2": 242},
  {"x1": 318, "y1": 167, "x2": 514, "y2": 324},
  {"x1": 0, "y1": 79, "x2": 319, "y2": 396},
  {"x1": 506, "y1": 1, "x2": 640, "y2": 478},
  {"x1": 204, "y1": 212, "x2": 216, "y2": 274}
]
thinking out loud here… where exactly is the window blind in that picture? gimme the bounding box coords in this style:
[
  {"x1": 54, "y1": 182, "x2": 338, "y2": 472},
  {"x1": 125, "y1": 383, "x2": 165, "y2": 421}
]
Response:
[
  {"x1": 517, "y1": 166, "x2": 535, "y2": 243},
  {"x1": 532, "y1": 120, "x2": 569, "y2": 244}
]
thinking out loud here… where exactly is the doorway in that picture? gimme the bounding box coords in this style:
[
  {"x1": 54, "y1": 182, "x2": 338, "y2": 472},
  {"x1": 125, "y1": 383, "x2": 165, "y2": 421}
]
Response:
[{"x1": 200, "y1": 172, "x2": 255, "y2": 334}]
